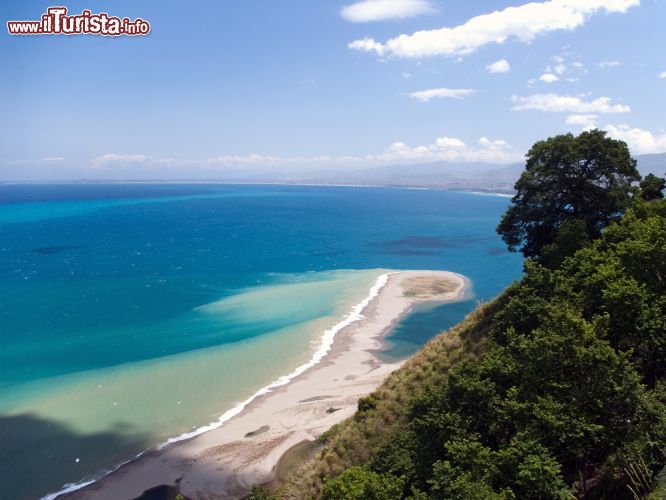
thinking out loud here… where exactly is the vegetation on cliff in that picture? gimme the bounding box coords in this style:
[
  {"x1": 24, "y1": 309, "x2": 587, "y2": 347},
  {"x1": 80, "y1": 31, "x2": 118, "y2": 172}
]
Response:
[{"x1": 257, "y1": 131, "x2": 666, "y2": 499}]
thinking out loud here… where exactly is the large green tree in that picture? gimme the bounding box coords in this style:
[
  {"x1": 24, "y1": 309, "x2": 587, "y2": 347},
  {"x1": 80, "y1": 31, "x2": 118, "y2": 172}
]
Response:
[{"x1": 497, "y1": 129, "x2": 640, "y2": 264}]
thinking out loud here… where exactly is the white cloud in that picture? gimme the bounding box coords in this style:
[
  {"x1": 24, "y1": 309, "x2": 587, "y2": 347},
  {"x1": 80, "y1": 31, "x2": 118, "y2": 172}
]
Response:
[
  {"x1": 348, "y1": 37, "x2": 386, "y2": 56},
  {"x1": 376, "y1": 135, "x2": 521, "y2": 163},
  {"x1": 604, "y1": 124, "x2": 666, "y2": 154},
  {"x1": 341, "y1": 0, "x2": 436, "y2": 23},
  {"x1": 89, "y1": 135, "x2": 521, "y2": 173},
  {"x1": 486, "y1": 59, "x2": 511, "y2": 74},
  {"x1": 90, "y1": 154, "x2": 152, "y2": 169},
  {"x1": 659, "y1": 71, "x2": 666, "y2": 79},
  {"x1": 566, "y1": 114, "x2": 598, "y2": 129},
  {"x1": 408, "y1": 87, "x2": 477, "y2": 102},
  {"x1": 478, "y1": 137, "x2": 509, "y2": 149},
  {"x1": 539, "y1": 73, "x2": 560, "y2": 83},
  {"x1": 402, "y1": 71, "x2": 412, "y2": 79},
  {"x1": 5, "y1": 157, "x2": 66, "y2": 165},
  {"x1": 434, "y1": 136, "x2": 467, "y2": 149},
  {"x1": 572, "y1": 61, "x2": 585, "y2": 69},
  {"x1": 598, "y1": 60, "x2": 621, "y2": 69},
  {"x1": 349, "y1": 0, "x2": 639, "y2": 58},
  {"x1": 512, "y1": 93, "x2": 630, "y2": 113}
]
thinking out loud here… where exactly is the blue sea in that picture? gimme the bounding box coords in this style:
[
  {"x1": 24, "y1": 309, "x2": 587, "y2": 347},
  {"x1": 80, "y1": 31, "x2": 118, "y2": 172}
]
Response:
[{"x1": 0, "y1": 183, "x2": 522, "y2": 499}]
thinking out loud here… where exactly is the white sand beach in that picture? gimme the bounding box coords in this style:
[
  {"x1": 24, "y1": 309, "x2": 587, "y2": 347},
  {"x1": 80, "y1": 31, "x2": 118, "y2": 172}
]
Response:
[{"x1": 65, "y1": 270, "x2": 467, "y2": 499}]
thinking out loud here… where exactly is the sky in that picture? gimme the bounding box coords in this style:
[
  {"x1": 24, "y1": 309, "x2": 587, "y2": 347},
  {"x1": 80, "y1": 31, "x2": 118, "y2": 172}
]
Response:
[{"x1": 1, "y1": 0, "x2": 665, "y2": 180}]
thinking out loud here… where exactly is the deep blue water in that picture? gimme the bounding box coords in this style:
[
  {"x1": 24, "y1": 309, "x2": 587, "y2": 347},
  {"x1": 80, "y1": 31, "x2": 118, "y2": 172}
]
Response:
[
  {"x1": 378, "y1": 300, "x2": 480, "y2": 360},
  {"x1": 0, "y1": 183, "x2": 522, "y2": 388},
  {"x1": 0, "y1": 183, "x2": 524, "y2": 499}
]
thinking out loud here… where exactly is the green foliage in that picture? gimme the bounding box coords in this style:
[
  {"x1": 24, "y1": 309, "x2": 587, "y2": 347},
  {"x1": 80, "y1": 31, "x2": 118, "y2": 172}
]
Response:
[
  {"x1": 367, "y1": 430, "x2": 419, "y2": 494},
  {"x1": 430, "y1": 459, "x2": 511, "y2": 500},
  {"x1": 356, "y1": 394, "x2": 377, "y2": 414},
  {"x1": 497, "y1": 129, "x2": 640, "y2": 263},
  {"x1": 427, "y1": 436, "x2": 568, "y2": 499},
  {"x1": 405, "y1": 301, "x2": 641, "y2": 496},
  {"x1": 321, "y1": 466, "x2": 403, "y2": 500},
  {"x1": 648, "y1": 464, "x2": 666, "y2": 499},
  {"x1": 248, "y1": 484, "x2": 275, "y2": 500},
  {"x1": 493, "y1": 203, "x2": 666, "y2": 388},
  {"x1": 280, "y1": 201, "x2": 666, "y2": 499},
  {"x1": 640, "y1": 173, "x2": 666, "y2": 201},
  {"x1": 540, "y1": 218, "x2": 590, "y2": 268}
]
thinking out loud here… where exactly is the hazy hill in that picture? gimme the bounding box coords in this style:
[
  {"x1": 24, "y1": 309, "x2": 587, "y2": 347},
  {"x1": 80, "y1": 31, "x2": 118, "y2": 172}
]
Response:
[
  {"x1": 36, "y1": 153, "x2": 664, "y2": 193},
  {"x1": 278, "y1": 153, "x2": 665, "y2": 193},
  {"x1": 637, "y1": 153, "x2": 666, "y2": 177},
  {"x1": 289, "y1": 161, "x2": 523, "y2": 193}
]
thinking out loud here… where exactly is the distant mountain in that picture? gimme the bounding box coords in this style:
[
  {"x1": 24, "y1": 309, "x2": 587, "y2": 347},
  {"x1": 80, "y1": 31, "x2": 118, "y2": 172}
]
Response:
[
  {"x1": 636, "y1": 153, "x2": 666, "y2": 177},
  {"x1": 284, "y1": 161, "x2": 525, "y2": 193},
  {"x1": 52, "y1": 153, "x2": 663, "y2": 194},
  {"x1": 281, "y1": 154, "x2": 665, "y2": 194}
]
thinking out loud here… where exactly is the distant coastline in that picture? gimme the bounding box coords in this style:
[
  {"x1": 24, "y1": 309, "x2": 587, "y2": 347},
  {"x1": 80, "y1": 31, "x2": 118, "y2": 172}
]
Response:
[
  {"x1": 0, "y1": 179, "x2": 517, "y2": 196},
  {"x1": 4, "y1": 152, "x2": 661, "y2": 194}
]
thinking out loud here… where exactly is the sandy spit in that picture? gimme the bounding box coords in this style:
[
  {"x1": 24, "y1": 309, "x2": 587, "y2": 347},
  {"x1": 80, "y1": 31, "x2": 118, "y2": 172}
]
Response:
[{"x1": 64, "y1": 270, "x2": 466, "y2": 500}]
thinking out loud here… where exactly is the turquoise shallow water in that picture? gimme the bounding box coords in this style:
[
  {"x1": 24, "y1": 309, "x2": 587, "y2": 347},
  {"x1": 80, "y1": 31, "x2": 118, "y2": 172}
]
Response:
[{"x1": 0, "y1": 184, "x2": 523, "y2": 498}]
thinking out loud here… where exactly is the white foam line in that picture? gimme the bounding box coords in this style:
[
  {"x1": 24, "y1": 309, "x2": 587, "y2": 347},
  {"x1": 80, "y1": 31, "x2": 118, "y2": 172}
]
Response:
[
  {"x1": 468, "y1": 191, "x2": 514, "y2": 198},
  {"x1": 43, "y1": 271, "x2": 394, "y2": 500}
]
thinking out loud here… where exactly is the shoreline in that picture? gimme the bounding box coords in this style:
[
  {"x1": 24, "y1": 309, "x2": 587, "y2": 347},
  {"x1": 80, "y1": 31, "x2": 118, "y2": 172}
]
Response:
[
  {"x1": 0, "y1": 180, "x2": 516, "y2": 197},
  {"x1": 59, "y1": 270, "x2": 467, "y2": 500}
]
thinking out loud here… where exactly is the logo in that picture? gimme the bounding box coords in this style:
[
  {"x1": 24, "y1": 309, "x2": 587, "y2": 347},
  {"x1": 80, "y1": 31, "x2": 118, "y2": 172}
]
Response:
[{"x1": 7, "y1": 7, "x2": 150, "y2": 36}]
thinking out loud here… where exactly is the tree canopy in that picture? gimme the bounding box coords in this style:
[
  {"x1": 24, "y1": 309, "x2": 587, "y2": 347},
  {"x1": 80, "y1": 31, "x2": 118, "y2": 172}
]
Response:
[
  {"x1": 640, "y1": 173, "x2": 666, "y2": 201},
  {"x1": 497, "y1": 129, "x2": 640, "y2": 264}
]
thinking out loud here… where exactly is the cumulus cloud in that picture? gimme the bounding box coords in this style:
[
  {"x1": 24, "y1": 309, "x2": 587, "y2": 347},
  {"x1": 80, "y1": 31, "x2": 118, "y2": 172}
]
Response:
[
  {"x1": 659, "y1": 71, "x2": 666, "y2": 79},
  {"x1": 479, "y1": 137, "x2": 509, "y2": 148},
  {"x1": 408, "y1": 87, "x2": 477, "y2": 102},
  {"x1": 348, "y1": 0, "x2": 639, "y2": 58},
  {"x1": 486, "y1": 59, "x2": 511, "y2": 74},
  {"x1": 512, "y1": 93, "x2": 630, "y2": 113},
  {"x1": 341, "y1": 0, "x2": 436, "y2": 23},
  {"x1": 89, "y1": 135, "x2": 521, "y2": 173},
  {"x1": 598, "y1": 60, "x2": 621, "y2": 69},
  {"x1": 604, "y1": 124, "x2": 666, "y2": 155},
  {"x1": 348, "y1": 37, "x2": 387, "y2": 55},
  {"x1": 433, "y1": 136, "x2": 466, "y2": 149},
  {"x1": 90, "y1": 154, "x2": 152, "y2": 169},
  {"x1": 375, "y1": 135, "x2": 521, "y2": 163},
  {"x1": 539, "y1": 73, "x2": 560, "y2": 83},
  {"x1": 566, "y1": 114, "x2": 598, "y2": 129}
]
